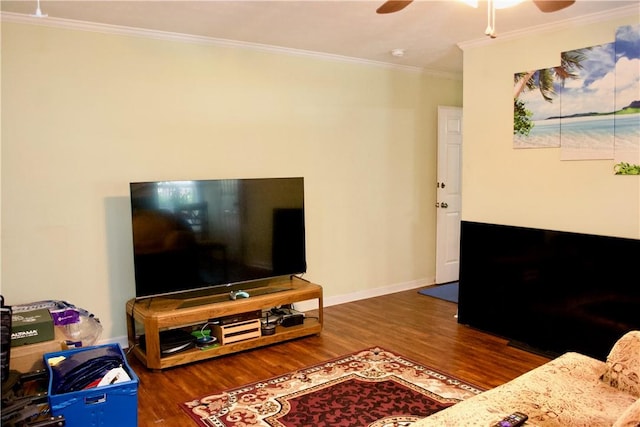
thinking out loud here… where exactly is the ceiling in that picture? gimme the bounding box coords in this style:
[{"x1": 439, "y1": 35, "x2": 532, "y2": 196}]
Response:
[{"x1": 1, "y1": 1, "x2": 638, "y2": 75}]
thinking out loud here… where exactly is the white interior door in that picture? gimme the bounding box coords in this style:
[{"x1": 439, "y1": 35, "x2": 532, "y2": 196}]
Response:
[{"x1": 435, "y1": 106, "x2": 463, "y2": 284}]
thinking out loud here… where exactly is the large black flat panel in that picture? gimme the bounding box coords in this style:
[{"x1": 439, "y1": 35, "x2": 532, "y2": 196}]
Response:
[{"x1": 458, "y1": 221, "x2": 640, "y2": 360}]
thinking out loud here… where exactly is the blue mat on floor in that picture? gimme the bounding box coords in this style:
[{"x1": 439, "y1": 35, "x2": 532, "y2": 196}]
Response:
[{"x1": 418, "y1": 282, "x2": 458, "y2": 303}]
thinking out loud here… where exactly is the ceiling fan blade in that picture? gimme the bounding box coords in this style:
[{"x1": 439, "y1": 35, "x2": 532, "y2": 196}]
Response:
[
  {"x1": 376, "y1": 0, "x2": 413, "y2": 14},
  {"x1": 532, "y1": 0, "x2": 575, "y2": 13}
]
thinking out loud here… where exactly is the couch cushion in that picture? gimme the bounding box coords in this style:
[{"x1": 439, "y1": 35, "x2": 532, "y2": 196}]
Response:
[
  {"x1": 602, "y1": 331, "x2": 640, "y2": 398},
  {"x1": 613, "y1": 398, "x2": 640, "y2": 427},
  {"x1": 414, "y1": 352, "x2": 636, "y2": 427}
]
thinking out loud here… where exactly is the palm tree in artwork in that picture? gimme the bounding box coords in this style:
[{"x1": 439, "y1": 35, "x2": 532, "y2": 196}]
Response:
[
  {"x1": 514, "y1": 49, "x2": 590, "y2": 100},
  {"x1": 513, "y1": 48, "x2": 591, "y2": 136},
  {"x1": 514, "y1": 68, "x2": 555, "y2": 102}
]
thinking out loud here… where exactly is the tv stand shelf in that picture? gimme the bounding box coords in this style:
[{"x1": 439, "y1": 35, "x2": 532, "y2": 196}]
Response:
[{"x1": 126, "y1": 277, "x2": 323, "y2": 370}]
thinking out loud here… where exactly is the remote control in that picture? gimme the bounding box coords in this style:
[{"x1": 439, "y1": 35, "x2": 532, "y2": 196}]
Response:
[{"x1": 492, "y1": 412, "x2": 528, "y2": 427}]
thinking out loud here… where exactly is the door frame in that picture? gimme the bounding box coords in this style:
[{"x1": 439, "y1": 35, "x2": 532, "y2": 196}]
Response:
[{"x1": 435, "y1": 106, "x2": 463, "y2": 284}]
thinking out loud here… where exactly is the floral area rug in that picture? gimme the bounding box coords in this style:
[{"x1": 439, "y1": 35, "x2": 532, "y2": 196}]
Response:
[{"x1": 180, "y1": 347, "x2": 484, "y2": 427}]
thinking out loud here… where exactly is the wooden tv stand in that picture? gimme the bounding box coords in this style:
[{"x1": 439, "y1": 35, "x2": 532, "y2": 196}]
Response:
[{"x1": 125, "y1": 277, "x2": 323, "y2": 370}]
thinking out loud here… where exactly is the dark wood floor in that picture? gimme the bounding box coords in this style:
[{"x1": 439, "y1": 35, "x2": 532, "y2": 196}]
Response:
[{"x1": 128, "y1": 287, "x2": 551, "y2": 426}]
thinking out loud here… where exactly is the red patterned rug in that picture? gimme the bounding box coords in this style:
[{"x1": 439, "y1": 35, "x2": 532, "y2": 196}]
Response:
[{"x1": 180, "y1": 347, "x2": 484, "y2": 426}]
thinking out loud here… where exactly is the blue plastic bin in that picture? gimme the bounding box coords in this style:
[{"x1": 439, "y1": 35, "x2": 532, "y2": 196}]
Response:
[{"x1": 44, "y1": 343, "x2": 139, "y2": 427}]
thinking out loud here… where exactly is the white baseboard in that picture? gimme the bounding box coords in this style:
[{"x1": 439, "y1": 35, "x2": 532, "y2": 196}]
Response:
[
  {"x1": 106, "y1": 277, "x2": 435, "y2": 347},
  {"x1": 294, "y1": 277, "x2": 434, "y2": 312}
]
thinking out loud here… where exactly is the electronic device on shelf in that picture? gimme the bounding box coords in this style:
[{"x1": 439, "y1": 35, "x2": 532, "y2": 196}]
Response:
[
  {"x1": 129, "y1": 177, "x2": 306, "y2": 300},
  {"x1": 264, "y1": 307, "x2": 305, "y2": 327},
  {"x1": 139, "y1": 330, "x2": 195, "y2": 357},
  {"x1": 214, "y1": 310, "x2": 262, "y2": 325}
]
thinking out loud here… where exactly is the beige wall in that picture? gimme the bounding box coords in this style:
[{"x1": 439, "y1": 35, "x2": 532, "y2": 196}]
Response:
[
  {"x1": 1, "y1": 22, "x2": 462, "y2": 341},
  {"x1": 461, "y1": 12, "x2": 640, "y2": 239}
]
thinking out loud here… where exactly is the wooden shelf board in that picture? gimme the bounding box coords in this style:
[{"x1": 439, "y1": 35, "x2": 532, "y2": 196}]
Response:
[{"x1": 126, "y1": 277, "x2": 322, "y2": 370}]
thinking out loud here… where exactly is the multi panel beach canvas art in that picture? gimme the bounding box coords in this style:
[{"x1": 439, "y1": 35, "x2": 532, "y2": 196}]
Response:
[{"x1": 513, "y1": 25, "x2": 639, "y2": 175}]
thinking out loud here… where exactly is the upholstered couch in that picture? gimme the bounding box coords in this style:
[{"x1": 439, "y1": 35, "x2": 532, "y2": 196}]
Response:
[{"x1": 416, "y1": 330, "x2": 640, "y2": 426}]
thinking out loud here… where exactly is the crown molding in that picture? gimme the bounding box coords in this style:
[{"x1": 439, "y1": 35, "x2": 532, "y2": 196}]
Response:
[
  {"x1": 458, "y1": 4, "x2": 639, "y2": 50},
  {"x1": 0, "y1": 11, "x2": 444, "y2": 76}
]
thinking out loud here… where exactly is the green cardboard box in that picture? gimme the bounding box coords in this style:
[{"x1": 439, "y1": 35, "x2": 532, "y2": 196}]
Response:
[{"x1": 11, "y1": 308, "x2": 54, "y2": 346}]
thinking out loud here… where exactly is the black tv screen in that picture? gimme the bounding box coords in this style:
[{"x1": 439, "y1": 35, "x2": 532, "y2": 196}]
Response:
[
  {"x1": 457, "y1": 221, "x2": 640, "y2": 360},
  {"x1": 129, "y1": 177, "x2": 306, "y2": 299}
]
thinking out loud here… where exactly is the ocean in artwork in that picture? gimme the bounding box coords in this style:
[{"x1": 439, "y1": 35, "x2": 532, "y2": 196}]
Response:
[
  {"x1": 513, "y1": 118, "x2": 560, "y2": 149},
  {"x1": 560, "y1": 115, "x2": 615, "y2": 160},
  {"x1": 515, "y1": 114, "x2": 639, "y2": 162},
  {"x1": 614, "y1": 113, "x2": 640, "y2": 164}
]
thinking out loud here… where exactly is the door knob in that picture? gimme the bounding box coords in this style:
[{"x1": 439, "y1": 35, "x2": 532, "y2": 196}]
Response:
[{"x1": 440, "y1": 202, "x2": 448, "y2": 208}]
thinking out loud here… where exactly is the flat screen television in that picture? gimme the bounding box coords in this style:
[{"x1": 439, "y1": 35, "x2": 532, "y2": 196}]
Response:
[
  {"x1": 129, "y1": 177, "x2": 306, "y2": 299},
  {"x1": 457, "y1": 221, "x2": 640, "y2": 360}
]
